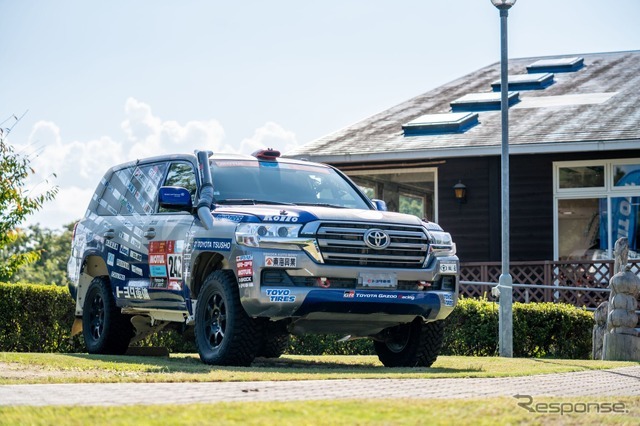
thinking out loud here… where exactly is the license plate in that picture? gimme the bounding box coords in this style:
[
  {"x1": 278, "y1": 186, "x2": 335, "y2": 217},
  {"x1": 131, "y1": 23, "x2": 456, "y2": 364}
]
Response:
[
  {"x1": 358, "y1": 272, "x2": 397, "y2": 289},
  {"x1": 440, "y1": 262, "x2": 457, "y2": 274}
]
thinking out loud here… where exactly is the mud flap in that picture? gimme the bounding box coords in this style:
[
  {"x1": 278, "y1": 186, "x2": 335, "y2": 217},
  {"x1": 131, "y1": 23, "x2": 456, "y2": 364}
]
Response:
[{"x1": 71, "y1": 317, "x2": 83, "y2": 337}]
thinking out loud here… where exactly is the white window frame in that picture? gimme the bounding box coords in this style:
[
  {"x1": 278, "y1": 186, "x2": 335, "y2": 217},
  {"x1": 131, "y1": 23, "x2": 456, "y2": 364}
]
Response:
[
  {"x1": 553, "y1": 158, "x2": 640, "y2": 260},
  {"x1": 346, "y1": 167, "x2": 439, "y2": 222}
]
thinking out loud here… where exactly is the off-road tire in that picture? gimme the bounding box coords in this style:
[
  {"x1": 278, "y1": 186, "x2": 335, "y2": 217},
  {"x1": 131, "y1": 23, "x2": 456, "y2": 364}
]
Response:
[
  {"x1": 257, "y1": 321, "x2": 290, "y2": 358},
  {"x1": 373, "y1": 320, "x2": 444, "y2": 367},
  {"x1": 195, "y1": 270, "x2": 261, "y2": 366},
  {"x1": 82, "y1": 276, "x2": 133, "y2": 355}
]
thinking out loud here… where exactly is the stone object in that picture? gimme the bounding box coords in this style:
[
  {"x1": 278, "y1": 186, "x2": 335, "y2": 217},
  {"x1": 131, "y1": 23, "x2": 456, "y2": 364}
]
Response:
[{"x1": 601, "y1": 237, "x2": 640, "y2": 361}]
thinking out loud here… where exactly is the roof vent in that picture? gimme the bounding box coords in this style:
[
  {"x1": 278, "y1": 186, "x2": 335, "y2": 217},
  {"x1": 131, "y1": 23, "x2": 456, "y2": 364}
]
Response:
[
  {"x1": 491, "y1": 73, "x2": 554, "y2": 91},
  {"x1": 450, "y1": 92, "x2": 519, "y2": 112},
  {"x1": 526, "y1": 57, "x2": 584, "y2": 73},
  {"x1": 402, "y1": 112, "x2": 479, "y2": 136}
]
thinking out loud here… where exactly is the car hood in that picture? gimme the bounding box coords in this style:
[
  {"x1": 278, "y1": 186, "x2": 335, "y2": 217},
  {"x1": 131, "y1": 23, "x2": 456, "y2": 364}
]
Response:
[{"x1": 211, "y1": 205, "x2": 427, "y2": 226}]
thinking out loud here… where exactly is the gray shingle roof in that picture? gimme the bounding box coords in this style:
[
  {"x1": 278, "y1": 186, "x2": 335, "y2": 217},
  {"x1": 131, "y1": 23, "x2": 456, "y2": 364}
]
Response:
[{"x1": 286, "y1": 50, "x2": 640, "y2": 163}]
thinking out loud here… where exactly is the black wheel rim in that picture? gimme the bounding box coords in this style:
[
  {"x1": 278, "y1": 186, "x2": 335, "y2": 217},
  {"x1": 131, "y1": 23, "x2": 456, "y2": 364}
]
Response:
[
  {"x1": 204, "y1": 292, "x2": 227, "y2": 349},
  {"x1": 386, "y1": 326, "x2": 411, "y2": 353},
  {"x1": 89, "y1": 293, "x2": 105, "y2": 341}
]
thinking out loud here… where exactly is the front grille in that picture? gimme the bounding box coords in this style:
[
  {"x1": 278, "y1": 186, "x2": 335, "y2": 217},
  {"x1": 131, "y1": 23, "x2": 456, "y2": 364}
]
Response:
[{"x1": 315, "y1": 221, "x2": 429, "y2": 269}]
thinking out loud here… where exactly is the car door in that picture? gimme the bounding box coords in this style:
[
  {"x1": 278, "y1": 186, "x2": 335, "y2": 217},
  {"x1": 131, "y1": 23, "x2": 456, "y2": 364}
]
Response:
[{"x1": 143, "y1": 161, "x2": 198, "y2": 312}]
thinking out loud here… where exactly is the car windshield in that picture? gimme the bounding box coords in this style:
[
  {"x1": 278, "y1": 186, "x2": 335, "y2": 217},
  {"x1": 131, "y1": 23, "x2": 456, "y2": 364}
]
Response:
[{"x1": 210, "y1": 160, "x2": 371, "y2": 209}]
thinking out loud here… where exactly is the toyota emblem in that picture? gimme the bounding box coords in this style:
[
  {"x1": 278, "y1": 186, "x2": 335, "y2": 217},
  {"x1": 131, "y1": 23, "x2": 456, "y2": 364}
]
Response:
[{"x1": 364, "y1": 229, "x2": 391, "y2": 249}]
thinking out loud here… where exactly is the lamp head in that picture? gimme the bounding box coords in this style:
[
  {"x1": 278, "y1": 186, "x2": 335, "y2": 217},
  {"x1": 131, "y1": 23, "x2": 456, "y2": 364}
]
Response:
[{"x1": 491, "y1": 0, "x2": 517, "y2": 10}]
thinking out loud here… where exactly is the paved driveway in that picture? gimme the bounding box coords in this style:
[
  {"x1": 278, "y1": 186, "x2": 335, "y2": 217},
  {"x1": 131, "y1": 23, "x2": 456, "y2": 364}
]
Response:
[{"x1": 1, "y1": 366, "x2": 638, "y2": 406}]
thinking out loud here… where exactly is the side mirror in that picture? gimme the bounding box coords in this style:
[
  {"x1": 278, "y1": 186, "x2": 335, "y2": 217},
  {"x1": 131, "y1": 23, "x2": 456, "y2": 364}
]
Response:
[
  {"x1": 372, "y1": 199, "x2": 387, "y2": 211},
  {"x1": 159, "y1": 186, "x2": 193, "y2": 211}
]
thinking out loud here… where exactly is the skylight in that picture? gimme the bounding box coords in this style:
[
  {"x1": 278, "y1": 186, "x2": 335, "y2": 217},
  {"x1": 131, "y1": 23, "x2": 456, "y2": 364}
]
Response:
[
  {"x1": 450, "y1": 92, "x2": 519, "y2": 112},
  {"x1": 402, "y1": 112, "x2": 478, "y2": 136},
  {"x1": 491, "y1": 73, "x2": 554, "y2": 91},
  {"x1": 527, "y1": 57, "x2": 584, "y2": 73}
]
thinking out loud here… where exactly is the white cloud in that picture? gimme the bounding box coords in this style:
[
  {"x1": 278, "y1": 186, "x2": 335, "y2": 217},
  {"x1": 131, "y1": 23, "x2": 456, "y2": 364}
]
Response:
[
  {"x1": 239, "y1": 121, "x2": 299, "y2": 155},
  {"x1": 16, "y1": 98, "x2": 301, "y2": 229}
]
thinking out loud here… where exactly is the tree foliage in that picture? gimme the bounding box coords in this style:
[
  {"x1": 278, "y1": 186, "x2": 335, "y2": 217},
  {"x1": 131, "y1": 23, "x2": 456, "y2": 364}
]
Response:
[
  {"x1": 0, "y1": 129, "x2": 58, "y2": 280},
  {"x1": 2, "y1": 223, "x2": 74, "y2": 285}
]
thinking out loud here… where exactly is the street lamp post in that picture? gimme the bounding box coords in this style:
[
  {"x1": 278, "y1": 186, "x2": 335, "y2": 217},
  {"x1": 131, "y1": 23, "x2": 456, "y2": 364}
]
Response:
[{"x1": 491, "y1": 0, "x2": 516, "y2": 358}]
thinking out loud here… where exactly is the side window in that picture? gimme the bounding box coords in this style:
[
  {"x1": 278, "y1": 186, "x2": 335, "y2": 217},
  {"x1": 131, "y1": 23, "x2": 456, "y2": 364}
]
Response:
[
  {"x1": 120, "y1": 163, "x2": 167, "y2": 216},
  {"x1": 96, "y1": 169, "x2": 134, "y2": 216},
  {"x1": 160, "y1": 162, "x2": 197, "y2": 213}
]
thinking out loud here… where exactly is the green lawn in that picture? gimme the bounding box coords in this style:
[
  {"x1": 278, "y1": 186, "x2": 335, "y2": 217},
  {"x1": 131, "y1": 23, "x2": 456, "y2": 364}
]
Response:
[
  {"x1": 1, "y1": 398, "x2": 638, "y2": 426},
  {"x1": 0, "y1": 352, "x2": 637, "y2": 384}
]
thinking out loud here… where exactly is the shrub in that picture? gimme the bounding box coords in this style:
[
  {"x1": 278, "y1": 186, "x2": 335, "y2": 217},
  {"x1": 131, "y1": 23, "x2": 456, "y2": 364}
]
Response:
[
  {"x1": 287, "y1": 334, "x2": 374, "y2": 356},
  {"x1": 442, "y1": 298, "x2": 594, "y2": 359},
  {"x1": 0, "y1": 282, "x2": 81, "y2": 352},
  {"x1": 0, "y1": 284, "x2": 594, "y2": 359}
]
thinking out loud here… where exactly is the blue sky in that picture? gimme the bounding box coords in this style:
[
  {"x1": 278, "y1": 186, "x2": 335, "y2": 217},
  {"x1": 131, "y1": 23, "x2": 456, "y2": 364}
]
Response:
[{"x1": 2, "y1": 0, "x2": 639, "y2": 229}]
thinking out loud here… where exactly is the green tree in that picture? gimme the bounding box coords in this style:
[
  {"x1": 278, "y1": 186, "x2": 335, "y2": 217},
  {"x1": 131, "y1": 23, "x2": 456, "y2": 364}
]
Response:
[
  {"x1": 0, "y1": 118, "x2": 58, "y2": 281},
  {"x1": 5, "y1": 223, "x2": 74, "y2": 286}
]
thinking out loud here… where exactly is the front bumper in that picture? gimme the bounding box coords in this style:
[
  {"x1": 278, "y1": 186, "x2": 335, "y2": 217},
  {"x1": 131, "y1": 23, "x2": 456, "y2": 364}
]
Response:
[{"x1": 233, "y1": 246, "x2": 458, "y2": 333}]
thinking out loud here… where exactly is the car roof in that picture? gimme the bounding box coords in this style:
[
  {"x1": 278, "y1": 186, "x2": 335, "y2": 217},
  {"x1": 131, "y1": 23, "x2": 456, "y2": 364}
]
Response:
[{"x1": 107, "y1": 151, "x2": 331, "y2": 174}]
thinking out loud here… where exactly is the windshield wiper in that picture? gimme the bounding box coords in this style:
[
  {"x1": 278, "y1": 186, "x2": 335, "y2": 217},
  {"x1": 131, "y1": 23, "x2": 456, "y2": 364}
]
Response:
[{"x1": 215, "y1": 199, "x2": 297, "y2": 206}]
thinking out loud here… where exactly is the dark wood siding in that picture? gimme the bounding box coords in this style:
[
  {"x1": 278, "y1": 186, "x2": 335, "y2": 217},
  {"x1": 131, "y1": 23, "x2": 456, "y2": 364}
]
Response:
[
  {"x1": 333, "y1": 148, "x2": 640, "y2": 263},
  {"x1": 438, "y1": 149, "x2": 640, "y2": 263},
  {"x1": 437, "y1": 157, "x2": 493, "y2": 263}
]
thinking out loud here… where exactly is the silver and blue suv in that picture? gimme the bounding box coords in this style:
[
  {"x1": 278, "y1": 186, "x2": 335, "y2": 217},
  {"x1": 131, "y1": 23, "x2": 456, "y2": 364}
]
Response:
[{"x1": 68, "y1": 149, "x2": 459, "y2": 366}]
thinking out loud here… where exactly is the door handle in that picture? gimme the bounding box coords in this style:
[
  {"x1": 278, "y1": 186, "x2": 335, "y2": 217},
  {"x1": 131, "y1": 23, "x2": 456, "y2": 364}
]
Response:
[
  {"x1": 104, "y1": 229, "x2": 115, "y2": 239},
  {"x1": 144, "y1": 229, "x2": 156, "y2": 239}
]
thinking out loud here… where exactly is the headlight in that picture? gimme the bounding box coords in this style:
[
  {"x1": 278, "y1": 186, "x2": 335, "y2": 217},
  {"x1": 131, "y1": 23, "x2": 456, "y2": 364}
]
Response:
[
  {"x1": 428, "y1": 230, "x2": 456, "y2": 256},
  {"x1": 235, "y1": 223, "x2": 303, "y2": 247}
]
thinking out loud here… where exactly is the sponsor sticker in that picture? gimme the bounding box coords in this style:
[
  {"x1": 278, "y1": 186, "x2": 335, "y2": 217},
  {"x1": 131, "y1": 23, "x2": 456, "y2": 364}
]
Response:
[
  {"x1": 443, "y1": 293, "x2": 455, "y2": 307},
  {"x1": 150, "y1": 265, "x2": 167, "y2": 277},
  {"x1": 116, "y1": 286, "x2": 151, "y2": 300},
  {"x1": 263, "y1": 215, "x2": 298, "y2": 223},
  {"x1": 265, "y1": 288, "x2": 296, "y2": 303},
  {"x1": 130, "y1": 237, "x2": 141, "y2": 249},
  {"x1": 214, "y1": 214, "x2": 244, "y2": 223},
  {"x1": 150, "y1": 277, "x2": 167, "y2": 289},
  {"x1": 110, "y1": 271, "x2": 126, "y2": 281},
  {"x1": 131, "y1": 265, "x2": 143, "y2": 276},
  {"x1": 236, "y1": 255, "x2": 253, "y2": 288},
  {"x1": 148, "y1": 240, "x2": 184, "y2": 285},
  {"x1": 105, "y1": 239, "x2": 119, "y2": 251},
  {"x1": 265, "y1": 254, "x2": 297, "y2": 268},
  {"x1": 192, "y1": 238, "x2": 232, "y2": 251},
  {"x1": 116, "y1": 259, "x2": 130, "y2": 270},
  {"x1": 107, "y1": 252, "x2": 115, "y2": 266},
  {"x1": 129, "y1": 250, "x2": 142, "y2": 262}
]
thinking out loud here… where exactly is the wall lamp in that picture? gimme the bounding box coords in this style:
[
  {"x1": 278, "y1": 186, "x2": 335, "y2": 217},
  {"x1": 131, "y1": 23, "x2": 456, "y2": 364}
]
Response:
[{"x1": 453, "y1": 180, "x2": 467, "y2": 204}]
